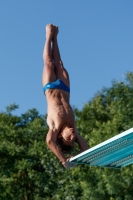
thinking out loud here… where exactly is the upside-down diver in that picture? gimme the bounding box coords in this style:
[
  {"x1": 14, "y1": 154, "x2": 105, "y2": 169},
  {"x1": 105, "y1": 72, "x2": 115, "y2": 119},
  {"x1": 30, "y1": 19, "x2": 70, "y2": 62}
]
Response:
[{"x1": 42, "y1": 24, "x2": 89, "y2": 168}]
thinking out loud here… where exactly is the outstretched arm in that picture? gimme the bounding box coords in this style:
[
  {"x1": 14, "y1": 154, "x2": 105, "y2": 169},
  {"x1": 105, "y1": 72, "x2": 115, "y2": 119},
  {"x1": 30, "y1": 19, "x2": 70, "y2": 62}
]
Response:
[
  {"x1": 75, "y1": 126, "x2": 89, "y2": 152},
  {"x1": 46, "y1": 129, "x2": 67, "y2": 164},
  {"x1": 46, "y1": 129, "x2": 77, "y2": 168}
]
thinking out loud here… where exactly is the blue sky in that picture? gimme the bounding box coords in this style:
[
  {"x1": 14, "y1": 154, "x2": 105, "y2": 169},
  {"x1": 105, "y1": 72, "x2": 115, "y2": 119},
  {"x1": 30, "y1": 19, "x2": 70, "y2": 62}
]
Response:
[{"x1": 0, "y1": 1, "x2": 133, "y2": 116}]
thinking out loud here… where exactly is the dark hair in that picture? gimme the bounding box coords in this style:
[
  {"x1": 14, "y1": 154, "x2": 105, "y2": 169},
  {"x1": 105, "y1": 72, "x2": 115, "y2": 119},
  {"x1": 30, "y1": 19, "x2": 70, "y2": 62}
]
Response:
[{"x1": 56, "y1": 137, "x2": 73, "y2": 155}]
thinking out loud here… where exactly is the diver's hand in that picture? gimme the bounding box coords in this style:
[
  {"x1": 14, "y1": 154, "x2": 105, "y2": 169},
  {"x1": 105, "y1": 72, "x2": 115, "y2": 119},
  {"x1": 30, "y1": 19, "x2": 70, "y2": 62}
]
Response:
[
  {"x1": 62, "y1": 157, "x2": 76, "y2": 169},
  {"x1": 63, "y1": 161, "x2": 76, "y2": 168}
]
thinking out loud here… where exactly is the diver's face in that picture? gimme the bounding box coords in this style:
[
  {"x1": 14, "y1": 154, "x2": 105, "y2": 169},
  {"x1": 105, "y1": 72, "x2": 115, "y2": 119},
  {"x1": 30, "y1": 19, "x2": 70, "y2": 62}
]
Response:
[{"x1": 61, "y1": 127, "x2": 75, "y2": 146}]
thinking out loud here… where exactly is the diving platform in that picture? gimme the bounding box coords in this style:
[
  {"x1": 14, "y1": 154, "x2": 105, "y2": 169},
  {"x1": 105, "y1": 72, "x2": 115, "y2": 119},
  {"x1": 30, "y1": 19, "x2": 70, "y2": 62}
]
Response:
[{"x1": 70, "y1": 128, "x2": 133, "y2": 169}]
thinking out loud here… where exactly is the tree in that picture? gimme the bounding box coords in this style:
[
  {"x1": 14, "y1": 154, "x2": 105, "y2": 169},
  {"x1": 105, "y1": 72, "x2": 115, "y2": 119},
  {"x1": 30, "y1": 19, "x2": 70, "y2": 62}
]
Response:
[
  {"x1": 1, "y1": 72, "x2": 133, "y2": 200},
  {"x1": 73, "y1": 72, "x2": 133, "y2": 200},
  {"x1": 0, "y1": 106, "x2": 59, "y2": 200}
]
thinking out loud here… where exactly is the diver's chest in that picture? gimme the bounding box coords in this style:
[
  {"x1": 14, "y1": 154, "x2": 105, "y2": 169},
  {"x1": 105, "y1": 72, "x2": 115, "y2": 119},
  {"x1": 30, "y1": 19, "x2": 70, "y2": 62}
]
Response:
[{"x1": 54, "y1": 111, "x2": 75, "y2": 127}]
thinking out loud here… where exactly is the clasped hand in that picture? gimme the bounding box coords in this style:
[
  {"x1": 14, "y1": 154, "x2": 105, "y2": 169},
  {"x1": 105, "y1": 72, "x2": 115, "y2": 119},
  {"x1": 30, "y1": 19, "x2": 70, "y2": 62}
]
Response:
[{"x1": 62, "y1": 157, "x2": 77, "y2": 169}]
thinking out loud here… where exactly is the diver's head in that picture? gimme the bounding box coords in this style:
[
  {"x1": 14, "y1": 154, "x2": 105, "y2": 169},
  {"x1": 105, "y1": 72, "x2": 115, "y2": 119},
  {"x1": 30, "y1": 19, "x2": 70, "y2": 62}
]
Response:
[{"x1": 57, "y1": 126, "x2": 75, "y2": 154}]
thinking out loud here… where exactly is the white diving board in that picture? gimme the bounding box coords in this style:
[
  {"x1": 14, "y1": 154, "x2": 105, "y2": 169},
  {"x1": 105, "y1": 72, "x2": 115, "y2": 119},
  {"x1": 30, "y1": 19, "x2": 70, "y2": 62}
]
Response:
[{"x1": 70, "y1": 127, "x2": 133, "y2": 169}]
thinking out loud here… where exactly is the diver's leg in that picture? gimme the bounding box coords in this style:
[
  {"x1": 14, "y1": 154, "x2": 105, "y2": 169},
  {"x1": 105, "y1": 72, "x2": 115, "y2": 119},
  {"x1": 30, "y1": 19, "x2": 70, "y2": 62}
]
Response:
[
  {"x1": 42, "y1": 24, "x2": 56, "y2": 87},
  {"x1": 52, "y1": 26, "x2": 70, "y2": 87}
]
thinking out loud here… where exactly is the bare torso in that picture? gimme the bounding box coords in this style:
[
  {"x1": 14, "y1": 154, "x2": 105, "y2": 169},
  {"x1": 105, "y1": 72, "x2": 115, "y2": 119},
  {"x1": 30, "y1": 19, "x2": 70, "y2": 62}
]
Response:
[{"x1": 45, "y1": 89, "x2": 75, "y2": 132}]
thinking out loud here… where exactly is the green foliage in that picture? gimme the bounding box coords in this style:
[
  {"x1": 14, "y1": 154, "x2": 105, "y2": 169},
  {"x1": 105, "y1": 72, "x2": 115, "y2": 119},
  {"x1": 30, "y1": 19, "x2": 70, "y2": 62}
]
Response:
[{"x1": 1, "y1": 72, "x2": 133, "y2": 199}]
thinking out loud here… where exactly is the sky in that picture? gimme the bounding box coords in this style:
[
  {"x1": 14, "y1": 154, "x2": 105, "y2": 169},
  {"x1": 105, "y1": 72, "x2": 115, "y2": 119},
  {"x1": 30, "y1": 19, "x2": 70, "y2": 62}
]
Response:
[{"x1": 0, "y1": 1, "x2": 133, "y2": 116}]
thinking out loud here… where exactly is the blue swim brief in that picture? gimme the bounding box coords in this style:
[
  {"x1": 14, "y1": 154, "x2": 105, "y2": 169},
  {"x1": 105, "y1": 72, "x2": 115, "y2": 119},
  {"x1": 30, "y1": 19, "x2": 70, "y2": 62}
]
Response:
[{"x1": 43, "y1": 79, "x2": 70, "y2": 93}]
